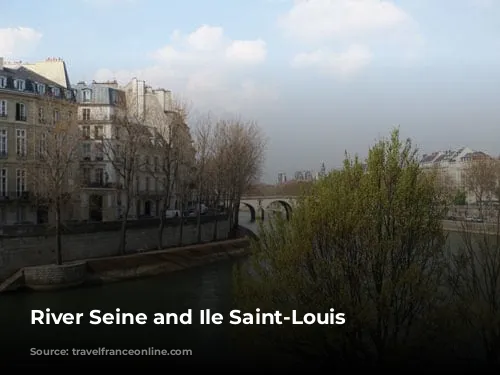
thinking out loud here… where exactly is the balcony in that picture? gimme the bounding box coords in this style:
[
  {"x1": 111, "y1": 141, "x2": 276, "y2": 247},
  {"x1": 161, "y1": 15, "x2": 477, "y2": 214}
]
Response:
[
  {"x1": 0, "y1": 191, "x2": 31, "y2": 202},
  {"x1": 81, "y1": 181, "x2": 121, "y2": 189},
  {"x1": 16, "y1": 115, "x2": 27, "y2": 122},
  {"x1": 0, "y1": 113, "x2": 7, "y2": 119}
]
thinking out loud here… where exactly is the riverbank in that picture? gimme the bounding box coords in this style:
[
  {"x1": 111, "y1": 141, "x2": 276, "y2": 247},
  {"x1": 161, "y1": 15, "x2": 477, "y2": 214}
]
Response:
[{"x1": 0, "y1": 237, "x2": 250, "y2": 293}]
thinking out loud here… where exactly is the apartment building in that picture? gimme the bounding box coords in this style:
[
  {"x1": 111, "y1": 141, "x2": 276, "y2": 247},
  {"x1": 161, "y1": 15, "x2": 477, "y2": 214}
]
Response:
[
  {"x1": 0, "y1": 57, "x2": 78, "y2": 224},
  {"x1": 73, "y1": 79, "x2": 195, "y2": 222},
  {"x1": 420, "y1": 146, "x2": 491, "y2": 203},
  {"x1": 73, "y1": 80, "x2": 128, "y2": 221}
]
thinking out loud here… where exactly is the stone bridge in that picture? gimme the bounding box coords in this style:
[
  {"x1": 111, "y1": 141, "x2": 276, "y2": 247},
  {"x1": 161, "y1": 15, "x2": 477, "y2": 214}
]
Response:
[{"x1": 240, "y1": 196, "x2": 297, "y2": 222}]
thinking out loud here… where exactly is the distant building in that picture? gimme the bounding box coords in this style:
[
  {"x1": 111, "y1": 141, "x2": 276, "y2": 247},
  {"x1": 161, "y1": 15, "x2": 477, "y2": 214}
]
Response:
[
  {"x1": 277, "y1": 172, "x2": 287, "y2": 184},
  {"x1": 294, "y1": 170, "x2": 304, "y2": 181},
  {"x1": 304, "y1": 170, "x2": 313, "y2": 181},
  {"x1": 319, "y1": 162, "x2": 326, "y2": 178},
  {"x1": 420, "y1": 147, "x2": 492, "y2": 203}
]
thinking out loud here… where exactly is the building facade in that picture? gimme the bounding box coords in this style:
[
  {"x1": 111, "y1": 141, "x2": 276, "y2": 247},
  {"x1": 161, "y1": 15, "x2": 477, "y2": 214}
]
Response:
[
  {"x1": 0, "y1": 57, "x2": 78, "y2": 225},
  {"x1": 73, "y1": 78, "x2": 194, "y2": 222},
  {"x1": 73, "y1": 80, "x2": 127, "y2": 221},
  {"x1": 419, "y1": 147, "x2": 491, "y2": 203}
]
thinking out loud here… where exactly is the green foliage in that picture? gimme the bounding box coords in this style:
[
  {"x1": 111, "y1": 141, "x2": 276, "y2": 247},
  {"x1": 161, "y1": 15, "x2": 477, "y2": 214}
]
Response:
[
  {"x1": 233, "y1": 129, "x2": 449, "y2": 365},
  {"x1": 453, "y1": 190, "x2": 467, "y2": 206}
]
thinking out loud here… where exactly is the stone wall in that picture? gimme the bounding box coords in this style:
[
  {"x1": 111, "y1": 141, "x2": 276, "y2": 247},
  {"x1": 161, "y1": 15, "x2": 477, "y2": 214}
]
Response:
[
  {"x1": 0, "y1": 218, "x2": 230, "y2": 281},
  {"x1": 24, "y1": 262, "x2": 87, "y2": 290}
]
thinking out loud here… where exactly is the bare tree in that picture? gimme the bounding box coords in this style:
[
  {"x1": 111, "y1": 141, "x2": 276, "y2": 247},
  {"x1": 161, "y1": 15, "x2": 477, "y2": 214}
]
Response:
[
  {"x1": 223, "y1": 118, "x2": 266, "y2": 230},
  {"x1": 146, "y1": 96, "x2": 193, "y2": 249},
  {"x1": 192, "y1": 114, "x2": 214, "y2": 243},
  {"x1": 24, "y1": 98, "x2": 80, "y2": 265},
  {"x1": 449, "y1": 203, "x2": 500, "y2": 365},
  {"x1": 100, "y1": 113, "x2": 148, "y2": 255},
  {"x1": 464, "y1": 158, "x2": 498, "y2": 215}
]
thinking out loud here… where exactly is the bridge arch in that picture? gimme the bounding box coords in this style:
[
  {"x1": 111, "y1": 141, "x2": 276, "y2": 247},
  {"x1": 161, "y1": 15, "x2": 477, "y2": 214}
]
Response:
[
  {"x1": 240, "y1": 202, "x2": 256, "y2": 222},
  {"x1": 266, "y1": 200, "x2": 293, "y2": 221}
]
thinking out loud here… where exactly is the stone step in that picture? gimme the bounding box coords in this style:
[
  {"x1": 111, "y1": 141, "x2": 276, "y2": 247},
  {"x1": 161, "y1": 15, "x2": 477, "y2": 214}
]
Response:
[{"x1": 0, "y1": 269, "x2": 24, "y2": 292}]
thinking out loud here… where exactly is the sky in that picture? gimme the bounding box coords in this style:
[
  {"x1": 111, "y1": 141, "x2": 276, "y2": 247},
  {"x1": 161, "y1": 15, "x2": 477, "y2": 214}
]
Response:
[{"x1": 1, "y1": 0, "x2": 500, "y2": 183}]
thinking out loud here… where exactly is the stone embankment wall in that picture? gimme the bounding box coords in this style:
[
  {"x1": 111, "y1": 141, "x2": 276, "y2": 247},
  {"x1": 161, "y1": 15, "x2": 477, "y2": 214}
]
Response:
[{"x1": 0, "y1": 217, "x2": 230, "y2": 281}]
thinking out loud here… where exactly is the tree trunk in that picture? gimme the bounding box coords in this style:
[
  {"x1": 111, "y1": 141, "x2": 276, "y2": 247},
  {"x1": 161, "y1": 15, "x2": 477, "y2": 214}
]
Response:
[
  {"x1": 157, "y1": 198, "x2": 167, "y2": 250},
  {"x1": 179, "y1": 199, "x2": 184, "y2": 246},
  {"x1": 118, "y1": 197, "x2": 131, "y2": 255},
  {"x1": 196, "y1": 193, "x2": 202, "y2": 243},
  {"x1": 233, "y1": 197, "x2": 240, "y2": 230},
  {"x1": 213, "y1": 214, "x2": 219, "y2": 241},
  {"x1": 55, "y1": 199, "x2": 62, "y2": 265}
]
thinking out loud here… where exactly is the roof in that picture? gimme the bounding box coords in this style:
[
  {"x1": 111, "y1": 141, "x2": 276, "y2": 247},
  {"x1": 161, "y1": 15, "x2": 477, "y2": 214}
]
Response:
[
  {"x1": 0, "y1": 65, "x2": 76, "y2": 101},
  {"x1": 419, "y1": 146, "x2": 488, "y2": 165},
  {"x1": 17, "y1": 58, "x2": 71, "y2": 89}
]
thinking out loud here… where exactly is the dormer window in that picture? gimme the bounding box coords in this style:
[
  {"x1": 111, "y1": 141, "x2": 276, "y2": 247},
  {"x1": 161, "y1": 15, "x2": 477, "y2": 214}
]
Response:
[
  {"x1": 14, "y1": 79, "x2": 25, "y2": 91},
  {"x1": 51, "y1": 86, "x2": 60, "y2": 96},
  {"x1": 65, "y1": 89, "x2": 73, "y2": 100},
  {"x1": 0, "y1": 76, "x2": 6, "y2": 88},
  {"x1": 35, "y1": 83, "x2": 45, "y2": 95},
  {"x1": 82, "y1": 89, "x2": 92, "y2": 102}
]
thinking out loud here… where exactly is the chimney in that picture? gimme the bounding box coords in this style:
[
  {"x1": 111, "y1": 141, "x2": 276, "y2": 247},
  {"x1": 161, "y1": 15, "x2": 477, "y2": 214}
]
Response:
[{"x1": 0, "y1": 57, "x2": 3, "y2": 70}]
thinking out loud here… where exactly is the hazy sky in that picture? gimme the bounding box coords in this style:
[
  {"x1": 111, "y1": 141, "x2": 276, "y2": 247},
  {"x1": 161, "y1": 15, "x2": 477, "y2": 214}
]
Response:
[{"x1": 1, "y1": 0, "x2": 500, "y2": 183}]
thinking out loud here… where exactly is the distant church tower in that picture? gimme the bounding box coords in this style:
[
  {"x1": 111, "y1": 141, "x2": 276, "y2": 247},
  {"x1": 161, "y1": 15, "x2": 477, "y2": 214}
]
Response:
[{"x1": 319, "y1": 162, "x2": 326, "y2": 178}]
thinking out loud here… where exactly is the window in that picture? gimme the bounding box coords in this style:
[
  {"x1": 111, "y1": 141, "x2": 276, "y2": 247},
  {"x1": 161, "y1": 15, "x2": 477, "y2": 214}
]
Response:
[
  {"x1": 94, "y1": 125, "x2": 103, "y2": 139},
  {"x1": 65, "y1": 89, "x2": 73, "y2": 100},
  {"x1": 154, "y1": 156, "x2": 159, "y2": 172},
  {"x1": 0, "y1": 76, "x2": 6, "y2": 88},
  {"x1": 68, "y1": 111, "x2": 73, "y2": 121},
  {"x1": 136, "y1": 177, "x2": 140, "y2": 192},
  {"x1": 145, "y1": 177, "x2": 150, "y2": 191},
  {"x1": 51, "y1": 86, "x2": 60, "y2": 96},
  {"x1": 82, "y1": 143, "x2": 91, "y2": 159},
  {"x1": 0, "y1": 128, "x2": 6, "y2": 157},
  {"x1": 16, "y1": 129, "x2": 26, "y2": 156},
  {"x1": 144, "y1": 156, "x2": 150, "y2": 168},
  {"x1": 39, "y1": 132, "x2": 47, "y2": 156},
  {"x1": 95, "y1": 143, "x2": 103, "y2": 160},
  {"x1": 82, "y1": 108, "x2": 90, "y2": 121},
  {"x1": 95, "y1": 168, "x2": 104, "y2": 185},
  {"x1": 53, "y1": 109, "x2": 59, "y2": 123},
  {"x1": 16, "y1": 169, "x2": 26, "y2": 196},
  {"x1": 14, "y1": 79, "x2": 25, "y2": 91},
  {"x1": 82, "y1": 89, "x2": 92, "y2": 102},
  {"x1": 36, "y1": 83, "x2": 45, "y2": 95},
  {"x1": 0, "y1": 169, "x2": 6, "y2": 197},
  {"x1": 38, "y1": 107, "x2": 44, "y2": 123},
  {"x1": 0, "y1": 100, "x2": 6, "y2": 117},
  {"x1": 15, "y1": 103, "x2": 26, "y2": 121},
  {"x1": 82, "y1": 125, "x2": 90, "y2": 138},
  {"x1": 82, "y1": 167, "x2": 91, "y2": 184}
]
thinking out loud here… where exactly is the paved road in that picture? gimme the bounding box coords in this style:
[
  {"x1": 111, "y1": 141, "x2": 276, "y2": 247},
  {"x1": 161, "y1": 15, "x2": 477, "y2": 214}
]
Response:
[{"x1": 239, "y1": 212, "x2": 499, "y2": 237}]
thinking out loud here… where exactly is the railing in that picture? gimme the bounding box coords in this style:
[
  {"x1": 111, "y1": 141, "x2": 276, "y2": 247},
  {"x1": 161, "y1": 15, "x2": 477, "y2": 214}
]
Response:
[
  {"x1": 81, "y1": 182, "x2": 121, "y2": 189},
  {"x1": 0, "y1": 191, "x2": 31, "y2": 201}
]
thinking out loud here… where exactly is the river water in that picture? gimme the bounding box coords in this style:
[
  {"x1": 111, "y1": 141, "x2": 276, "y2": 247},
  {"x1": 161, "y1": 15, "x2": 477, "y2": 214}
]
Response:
[{"x1": 0, "y1": 211, "x2": 487, "y2": 367}]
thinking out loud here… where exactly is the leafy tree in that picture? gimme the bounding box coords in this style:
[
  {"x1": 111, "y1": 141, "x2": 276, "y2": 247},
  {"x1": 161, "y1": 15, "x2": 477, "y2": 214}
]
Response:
[{"x1": 234, "y1": 129, "x2": 448, "y2": 367}]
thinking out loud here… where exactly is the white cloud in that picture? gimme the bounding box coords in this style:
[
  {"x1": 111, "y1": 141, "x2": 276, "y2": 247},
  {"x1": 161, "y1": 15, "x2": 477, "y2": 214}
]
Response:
[
  {"x1": 0, "y1": 27, "x2": 42, "y2": 58},
  {"x1": 279, "y1": 0, "x2": 423, "y2": 77},
  {"x1": 226, "y1": 40, "x2": 267, "y2": 64},
  {"x1": 291, "y1": 44, "x2": 372, "y2": 77},
  {"x1": 94, "y1": 25, "x2": 275, "y2": 113}
]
